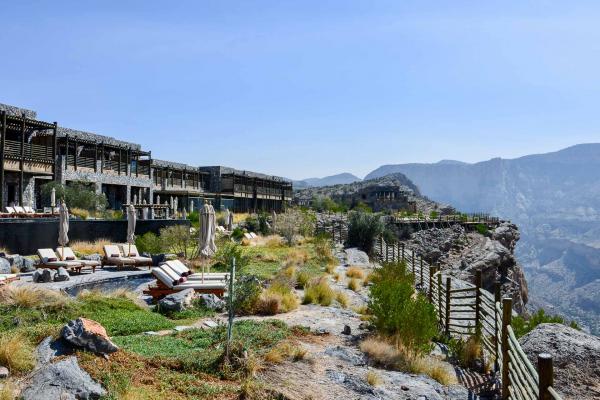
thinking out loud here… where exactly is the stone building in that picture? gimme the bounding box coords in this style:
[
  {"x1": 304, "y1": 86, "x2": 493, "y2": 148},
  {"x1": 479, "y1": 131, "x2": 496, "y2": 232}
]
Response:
[{"x1": 0, "y1": 103, "x2": 292, "y2": 214}]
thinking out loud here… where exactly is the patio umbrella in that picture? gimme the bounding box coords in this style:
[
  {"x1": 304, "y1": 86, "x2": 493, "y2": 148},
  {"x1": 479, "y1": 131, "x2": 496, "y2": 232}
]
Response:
[
  {"x1": 133, "y1": 194, "x2": 137, "y2": 205},
  {"x1": 182, "y1": 208, "x2": 187, "y2": 220},
  {"x1": 50, "y1": 188, "x2": 56, "y2": 214},
  {"x1": 198, "y1": 201, "x2": 216, "y2": 282},
  {"x1": 189, "y1": 201, "x2": 194, "y2": 213},
  {"x1": 227, "y1": 209, "x2": 234, "y2": 231},
  {"x1": 126, "y1": 204, "x2": 136, "y2": 257},
  {"x1": 58, "y1": 201, "x2": 69, "y2": 260},
  {"x1": 208, "y1": 202, "x2": 217, "y2": 255},
  {"x1": 156, "y1": 195, "x2": 160, "y2": 205},
  {"x1": 272, "y1": 210, "x2": 277, "y2": 227},
  {"x1": 224, "y1": 209, "x2": 230, "y2": 229}
]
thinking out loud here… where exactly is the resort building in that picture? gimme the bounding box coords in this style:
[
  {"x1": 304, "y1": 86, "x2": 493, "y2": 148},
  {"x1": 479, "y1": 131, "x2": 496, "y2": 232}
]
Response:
[{"x1": 0, "y1": 103, "x2": 292, "y2": 214}]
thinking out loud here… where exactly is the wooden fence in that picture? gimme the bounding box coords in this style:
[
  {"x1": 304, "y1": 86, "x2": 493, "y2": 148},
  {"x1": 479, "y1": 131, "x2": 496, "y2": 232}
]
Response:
[{"x1": 371, "y1": 237, "x2": 562, "y2": 400}]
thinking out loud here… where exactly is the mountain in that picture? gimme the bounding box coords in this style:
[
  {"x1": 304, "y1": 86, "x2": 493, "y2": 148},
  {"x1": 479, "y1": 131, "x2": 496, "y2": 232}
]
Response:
[
  {"x1": 366, "y1": 143, "x2": 600, "y2": 334},
  {"x1": 293, "y1": 173, "x2": 362, "y2": 189}
]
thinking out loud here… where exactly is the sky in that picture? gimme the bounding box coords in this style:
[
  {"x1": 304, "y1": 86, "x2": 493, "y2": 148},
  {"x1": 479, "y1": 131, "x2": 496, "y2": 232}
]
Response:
[{"x1": 2, "y1": 1, "x2": 600, "y2": 180}]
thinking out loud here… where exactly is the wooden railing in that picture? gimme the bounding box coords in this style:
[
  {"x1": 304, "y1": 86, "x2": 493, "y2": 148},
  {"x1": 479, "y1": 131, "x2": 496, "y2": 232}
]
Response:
[
  {"x1": 372, "y1": 237, "x2": 562, "y2": 400},
  {"x1": 4, "y1": 139, "x2": 54, "y2": 162}
]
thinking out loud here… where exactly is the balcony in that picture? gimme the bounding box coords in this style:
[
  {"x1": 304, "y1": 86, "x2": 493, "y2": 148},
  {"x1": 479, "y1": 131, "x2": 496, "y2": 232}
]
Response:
[{"x1": 4, "y1": 140, "x2": 54, "y2": 163}]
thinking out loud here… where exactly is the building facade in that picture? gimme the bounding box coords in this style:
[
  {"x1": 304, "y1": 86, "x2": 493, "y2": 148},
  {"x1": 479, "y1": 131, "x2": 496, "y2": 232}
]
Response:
[{"x1": 0, "y1": 103, "x2": 292, "y2": 214}]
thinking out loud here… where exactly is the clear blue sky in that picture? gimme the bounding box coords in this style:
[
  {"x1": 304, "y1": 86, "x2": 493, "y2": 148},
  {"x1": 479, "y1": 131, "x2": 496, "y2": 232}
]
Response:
[{"x1": 2, "y1": 1, "x2": 600, "y2": 179}]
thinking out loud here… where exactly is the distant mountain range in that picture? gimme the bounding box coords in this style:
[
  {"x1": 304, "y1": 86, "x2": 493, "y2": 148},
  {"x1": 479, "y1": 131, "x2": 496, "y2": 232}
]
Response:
[
  {"x1": 292, "y1": 173, "x2": 362, "y2": 189},
  {"x1": 364, "y1": 143, "x2": 600, "y2": 334}
]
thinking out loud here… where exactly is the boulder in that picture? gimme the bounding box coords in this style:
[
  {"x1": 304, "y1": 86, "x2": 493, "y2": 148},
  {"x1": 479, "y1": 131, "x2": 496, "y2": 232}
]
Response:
[
  {"x1": 158, "y1": 288, "x2": 195, "y2": 313},
  {"x1": 519, "y1": 323, "x2": 600, "y2": 400},
  {"x1": 32, "y1": 268, "x2": 53, "y2": 283},
  {"x1": 0, "y1": 257, "x2": 11, "y2": 274},
  {"x1": 54, "y1": 267, "x2": 70, "y2": 282},
  {"x1": 200, "y1": 293, "x2": 225, "y2": 311},
  {"x1": 0, "y1": 366, "x2": 8, "y2": 379},
  {"x1": 151, "y1": 253, "x2": 167, "y2": 266},
  {"x1": 61, "y1": 318, "x2": 119, "y2": 355},
  {"x1": 3, "y1": 254, "x2": 34, "y2": 272},
  {"x1": 345, "y1": 248, "x2": 370, "y2": 266},
  {"x1": 36, "y1": 336, "x2": 75, "y2": 366},
  {"x1": 21, "y1": 357, "x2": 106, "y2": 400},
  {"x1": 20, "y1": 257, "x2": 35, "y2": 272}
]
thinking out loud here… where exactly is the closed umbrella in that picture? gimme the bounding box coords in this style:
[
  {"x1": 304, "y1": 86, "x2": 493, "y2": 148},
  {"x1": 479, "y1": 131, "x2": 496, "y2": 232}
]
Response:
[
  {"x1": 182, "y1": 208, "x2": 187, "y2": 220},
  {"x1": 51, "y1": 188, "x2": 56, "y2": 214},
  {"x1": 224, "y1": 209, "x2": 230, "y2": 229},
  {"x1": 126, "y1": 204, "x2": 136, "y2": 257},
  {"x1": 58, "y1": 200, "x2": 69, "y2": 260},
  {"x1": 208, "y1": 203, "x2": 217, "y2": 254},
  {"x1": 227, "y1": 210, "x2": 234, "y2": 231},
  {"x1": 198, "y1": 201, "x2": 216, "y2": 282}
]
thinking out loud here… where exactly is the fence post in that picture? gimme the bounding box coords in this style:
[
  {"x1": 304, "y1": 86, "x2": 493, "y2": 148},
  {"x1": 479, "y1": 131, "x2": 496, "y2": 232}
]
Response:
[
  {"x1": 379, "y1": 237, "x2": 383, "y2": 262},
  {"x1": 501, "y1": 297, "x2": 512, "y2": 400},
  {"x1": 428, "y1": 266, "x2": 436, "y2": 302},
  {"x1": 386, "y1": 241, "x2": 389, "y2": 262},
  {"x1": 445, "y1": 277, "x2": 451, "y2": 336},
  {"x1": 494, "y1": 281, "x2": 501, "y2": 372},
  {"x1": 411, "y1": 252, "x2": 415, "y2": 272},
  {"x1": 437, "y1": 272, "x2": 443, "y2": 324},
  {"x1": 420, "y1": 256, "x2": 424, "y2": 286},
  {"x1": 401, "y1": 243, "x2": 405, "y2": 261},
  {"x1": 475, "y1": 270, "x2": 482, "y2": 336},
  {"x1": 538, "y1": 353, "x2": 553, "y2": 400}
]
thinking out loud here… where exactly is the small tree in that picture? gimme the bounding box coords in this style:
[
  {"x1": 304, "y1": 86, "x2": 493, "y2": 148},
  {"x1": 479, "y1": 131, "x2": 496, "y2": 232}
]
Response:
[
  {"x1": 369, "y1": 261, "x2": 437, "y2": 353},
  {"x1": 274, "y1": 209, "x2": 315, "y2": 245},
  {"x1": 159, "y1": 225, "x2": 198, "y2": 259},
  {"x1": 345, "y1": 211, "x2": 384, "y2": 255},
  {"x1": 41, "y1": 181, "x2": 108, "y2": 214}
]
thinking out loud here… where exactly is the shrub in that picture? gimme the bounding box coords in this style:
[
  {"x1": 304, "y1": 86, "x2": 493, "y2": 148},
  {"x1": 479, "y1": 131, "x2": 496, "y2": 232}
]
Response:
[
  {"x1": 70, "y1": 239, "x2": 110, "y2": 256},
  {"x1": 348, "y1": 278, "x2": 362, "y2": 292},
  {"x1": 244, "y1": 214, "x2": 269, "y2": 235},
  {"x1": 0, "y1": 379, "x2": 17, "y2": 400},
  {"x1": 336, "y1": 291, "x2": 349, "y2": 308},
  {"x1": 475, "y1": 223, "x2": 489, "y2": 235},
  {"x1": 135, "y1": 232, "x2": 163, "y2": 254},
  {"x1": 366, "y1": 371, "x2": 382, "y2": 386},
  {"x1": 233, "y1": 276, "x2": 263, "y2": 316},
  {"x1": 346, "y1": 266, "x2": 365, "y2": 279},
  {"x1": 313, "y1": 234, "x2": 336, "y2": 266},
  {"x1": 369, "y1": 261, "x2": 437, "y2": 353},
  {"x1": 296, "y1": 271, "x2": 311, "y2": 288},
  {"x1": 0, "y1": 286, "x2": 72, "y2": 311},
  {"x1": 42, "y1": 181, "x2": 108, "y2": 214},
  {"x1": 187, "y1": 210, "x2": 200, "y2": 227},
  {"x1": 346, "y1": 212, "x2": 384, "y2": 255},
  {"x1": 231, "y1": 227, "x2": 245, "y2": 241},
  {"x1": 0, "y1": 333, "x2": 35, "y2": 373},
  {"x1": 274, "y1": 209, "x2": 316, "y2": 245},
  {"x1": 70, "y1": 207, "x2": 90, "y2": 220},
  {"x1": 511, "y1": 308, "x2": 580, "y2": 338},
  {"x1": 160, "y1": 225, "x2": 198, "y2": 259},
  {"x1": 303, "y1": 277, "x2": 335, "y2": 306},
  {"x1": 257, "y1": 282, "x2": 298, "y2": 315},
  {"x1": 214, "y1": 242, "x2": 250, "y2": 273}
]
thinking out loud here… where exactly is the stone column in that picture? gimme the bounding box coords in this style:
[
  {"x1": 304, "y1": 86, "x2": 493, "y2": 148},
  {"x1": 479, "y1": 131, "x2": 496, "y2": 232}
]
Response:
[{"x1": 125, "y1": 185, "x2": 131, "y2": 205}]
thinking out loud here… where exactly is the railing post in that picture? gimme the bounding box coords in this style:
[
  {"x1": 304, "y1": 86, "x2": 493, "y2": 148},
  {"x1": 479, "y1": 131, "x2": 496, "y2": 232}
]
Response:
[
  {"x1": 475, "y1": 270, "x2": 482, "y2": 336},
  {"x1": 445, "y1": 277, "x2": 451, "y2": 336},
  {"x1": 411, "y1": 252, "x2": 415, "y2": 273},
  {"x1": 437, "y1": 272, "x2": 443, "y2": 324},
  {"x1": 494, "y1": 281, "x2": 501, "y2": 372},
  {"x1": 501, "y1": 297, "x2": 512, "y2": 400},
  {"x1": 379, "y1": 237, "x2": 383, "y2": 262},
  {"x1": 401, "y1": 243, "x2": 405, "y2": 261},
  {"x1": 428, "y1": 266, "x2": 436, "y2": 302},
  {"x1": 538, "y1": 353, "x2": 553, "y2": 400},
  {"x1": 419, "y1": 256, "x2": 424, "y2": 286},
  {"x1": 386, "y1": 241, "x2": 389, "y2": 263}
]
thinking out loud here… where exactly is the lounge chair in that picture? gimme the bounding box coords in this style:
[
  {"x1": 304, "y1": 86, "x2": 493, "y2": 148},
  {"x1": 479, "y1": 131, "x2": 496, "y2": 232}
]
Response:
[
  {"x1": 0, "y1": 274, "x2": 20, "y2": 285},
  {"x1": 162, "y1": 260, "x2": 229, "y2": 281},
  {"x1": 103, "y1": 245, "x2": 137, "y2": 268},
  {"x1": 13, "y1": 206, "x2": 25, "y2": 214},
  {"x1": 37, "y1": 249, "x2": 84, "y2": 273},
  {"x1": 5, "y1": 207, "x2": 15, "y2": 214},
  {"x1": 56, "y1": 247, "x2": 100, "y2": 273},
  {"x1": 23, "y1": 206, "x2": 35, "y2": 214},
  {"x1": 118, "y1": 244, "x2": 153, "y2": 268},
  {"x1": 143, "y1": 267, "x2": 226, "y2": 300}
]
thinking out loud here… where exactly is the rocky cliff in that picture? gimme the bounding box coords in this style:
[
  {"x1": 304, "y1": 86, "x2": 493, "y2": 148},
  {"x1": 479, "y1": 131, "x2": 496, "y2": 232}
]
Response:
[{"x1": 407, "y1": 222, "x2": 528, "y2": 313}]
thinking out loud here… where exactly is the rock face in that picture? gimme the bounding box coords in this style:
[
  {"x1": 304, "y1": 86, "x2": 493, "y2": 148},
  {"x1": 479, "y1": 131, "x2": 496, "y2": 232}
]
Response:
[
  {"x1": 21, "y1": 356, "x2": 106, "y2": 400},
  {"x1": 158, "y1": 288, "x2": 195, "y2": 313},
  {"x1": 200, "y1": 293, "x2": 225, "y2": 311},
  {"x1": 2, "y1": 254, "x2": 35, "y2": 272},
  {"x1": 519, "y1": 323, "x2": 600, "y2": 400},
  {"x1": 344, "y1": 248, "x2": 370, "y2": 266},
  {"x1": 0, "y1": 257, "x2": 11, "y2": 274},
  {"x1": 61, "y1": 318, "x2": 119, "y2": 355},
  {"x1": 408, "y1": 222, "x2": 528, "y2": 313},
  {"x1": 36, "y1": 336, "x2": 75, "y2": 365}
]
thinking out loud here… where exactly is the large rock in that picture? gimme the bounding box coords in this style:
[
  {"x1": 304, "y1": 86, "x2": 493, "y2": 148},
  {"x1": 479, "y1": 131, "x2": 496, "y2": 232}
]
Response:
[
  {"x1": 61, "y1": 318, "x2": 119, "y2": 355},
  {"x1": 32, "y1": 268, "x2": 53, "y2": 283},
  {"x1": 0, "y1": 257, "x2": 11, "y2": 274},
  {"x1": 519, "y1": 323, "x2": 600, "y2": 400},
  {"x1": 54, "y1": 267, "x2": 70, "y2": 282},
  {"x1": 36, "y1": 336, "x2": 75, "y2": 365},
  {"x1": 200, "y1": 293, "x2": 225, "y2": 311},
  {"x1": 21, "y1": 356, "x2": 106, "y2": 400},
  {"x1": 345, "y1": 248, "x2": 370, "y2": 266},
  {"x1": 158, "y1": 288, "x2": 195, "y2": 313}
]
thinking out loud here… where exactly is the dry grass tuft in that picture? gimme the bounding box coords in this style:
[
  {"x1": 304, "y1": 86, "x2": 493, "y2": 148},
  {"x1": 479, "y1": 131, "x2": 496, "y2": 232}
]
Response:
[
  {"x1": 0, "y1": 286, "x2": 71, "y2": 311},
  {"x1": 0, "y1": 379, "x2": 18, "y2": 400},
  {"x1": 363, "y1": 271, "x2": 373, "y2": 285},
  {"x1": 264, "y1": 342, "x2": 306, "y2": 364},
  {"x1": 352, "y1": 305, "x2": 370, "y2": 315},
  {"x1": 70, "y1": 238, "x2": 111, "y2": 255},
  {"x1": 303, "y1": 277, "x2": 335, "y2": 306},
  {"x1": 336, "y1": 291, "x2": 349, "y2": 308},
  {"x1": 325, "y1": 263, "x2": 336, "y2": 274},
  {"x1": 10, "y1": 265, "x2": 19, "y2": 274},
  {"x1": 0, "y1": 333, "x2": 35, "y2": 373},
  {"x1": 257, "y1": 282, "x2": 299, "y2": 315},
  {"x1": 366, "y1": 370, "x2": 382, "y2": 386},
  {"x1": 348, "y1": 278, "x2": 362, "y2": 292},
  {"x1": 241, "y1": 238, "x2": 251, "y2": 246},
  {"x1": 296, "y1": 270, "x2": 311, "y2": 288},
  {"x1": 458, "y1": 335, "x2": 482, "y2": 368},
  {"x1": 333, "y1": 272, "x2": 341, "y2": 282},
  {"x1": 346, "y1": 266, "x2": 365, "y2": 279},
  {"x1": 264, "y1": 236, "x2": 284, "y2": 248}
]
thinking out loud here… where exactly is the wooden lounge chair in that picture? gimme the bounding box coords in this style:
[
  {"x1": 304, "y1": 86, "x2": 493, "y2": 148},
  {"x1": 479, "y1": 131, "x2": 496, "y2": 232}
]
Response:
[
  {"x1": 0, "y1": 274, "x2": 20, "y2": 285},
  {"x1": 118, "y1": 244, "x2": 153, "y2": 268},
  {"x1": 24, "y1": 206, "x2": 35, "y2": 214},
  {"x1": 162, "y1": 260, "x2": 229, "y2": 281},
  {"x1": 103, "y1": 245, "x2": 137, "y2": 268},
  {"x1": 56, "y1": 247, "x2": 99, "y2": 273},
  {"x1": 13, "y1": 206, "x2": 26, "y2": 214},
  {"x1": 37, "y1": 249, "x2": 84, "y2": 273},
  {"x1": 5, "y1": 207, "x2": 15, "y2": 215},
  {"x1": 143, "y1": 267, "x2": 226, "y2": 300}
]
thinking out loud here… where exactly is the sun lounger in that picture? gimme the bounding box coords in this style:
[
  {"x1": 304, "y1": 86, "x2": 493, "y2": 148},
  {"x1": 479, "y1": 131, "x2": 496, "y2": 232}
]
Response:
[
  {"x1": 56, "y1": 247, "x2": 99, "y2": 273},
  {"x1": 37, "y1": 249, "x2": 84, "y2": 273},
  {"x1": 143, "y1": 267, "x2": 226, "y2": 300},
  {"x1": 162, "y1": 260, "x2": 229, "y2": 281},
  {"x1": 118, "y1": 244, "x2": 153, "y2": 268},
  {"x1": 23, "y1": 206, "x2": 35, "y2": 214},
  {"x1": 13, "y1": 206, "x2": 25, "y2": 214},
  {"x1": 5, "y1": 207, "x2": 15, "y2": 214},
  {"x1": 0, "y1": 274, "x2": 20, "y2": 285},
  {"x1": 103, "y1": 245, "x2": 137, "y2": 268}
]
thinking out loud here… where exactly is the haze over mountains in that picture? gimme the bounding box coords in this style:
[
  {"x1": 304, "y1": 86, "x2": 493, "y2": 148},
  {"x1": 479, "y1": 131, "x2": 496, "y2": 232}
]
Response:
[
  {"x1": 302, "y1": 144, "x2": 600, "y2": 334},
  {"x1": 292, "y1": 173, "x2": 362, "y2": 189}
]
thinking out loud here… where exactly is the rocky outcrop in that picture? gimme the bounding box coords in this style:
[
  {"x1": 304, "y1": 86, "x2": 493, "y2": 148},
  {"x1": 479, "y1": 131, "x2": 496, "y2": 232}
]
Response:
[
  {"x1": 408, "y1": 222, "x2": 528, "y2": 313},
  {"x1": 158, "y1": 288, "x2": 195, "y2": 313},
  {"x1": 61, "y1": 318, "x2": 119, "y2": 355},
  {"x1": 21, "y1": 357, "x2": 106, "y2": 400},
  {"x1": 2, "y1": 254, "x2": 35, "y2": 272},
  {"x1": 32, "y1": 268, "x2": 53, "y2": 283},
  {"x1": 0, "y1": 258, "x2": 11, "y2": 274},
  {"x1": 519, "y1": 323, "x2": 600, "y2": 400}
]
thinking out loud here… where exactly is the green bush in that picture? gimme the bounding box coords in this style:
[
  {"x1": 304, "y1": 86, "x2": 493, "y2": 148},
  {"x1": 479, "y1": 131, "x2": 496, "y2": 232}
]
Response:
[
  {"x1": 475, "y1": 223, "x2": 489, "y2": 235},
  {"x1": 346, "y1": 211, "x2": 384, "y2": 255},
  {"x1": 42, "y1": 181, "x2": 108, "y2": 213},
  {"x1": 369, "y1": 261, "x2": 437, "y2": 353},
  {"x1": 213, "y1": 241, "x2": 250, "y2": 273},
  {"x1": 187, "y1": 210, "x2": 200, "y2": 228},
  {"x1": 233, "y1": 276, "x2": 263, "y2": 316},
  {"x1": 231, "y1": 227, "x2": 245, "y2": 241},
  {"x1": 135, "y1": 232, "x2": 163, "y2": 254},
  {"x1": 512, "y1": 309, "x2": 580, "y2": 338},
  {"x1": 352, "y1": 202, "x2": 372, "y2": 213},
  {"x1": 429, "y1": 211, "x2": 439, "y2": 219}
]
